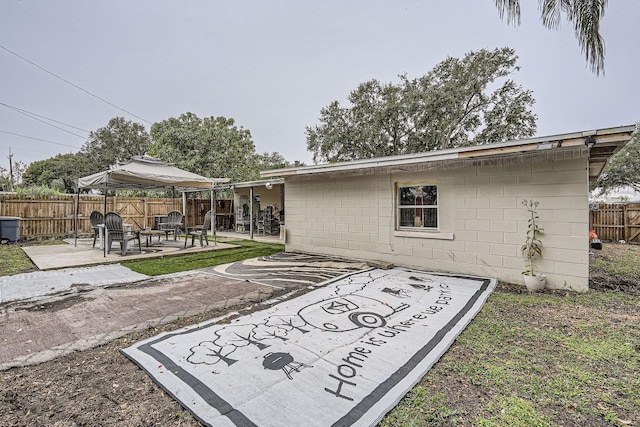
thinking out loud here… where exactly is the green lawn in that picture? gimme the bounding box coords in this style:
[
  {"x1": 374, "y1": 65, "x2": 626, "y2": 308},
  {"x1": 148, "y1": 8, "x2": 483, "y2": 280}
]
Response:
[
  {"x1": 381, "y1": 244, "x2": 640, "y2": 426},
  {"x1": 121, "y1": 238, "x2": 284, "y2": 275},
  {"x1": 0, "y1": 244, "x2": 38, "y2": 276},
  {"x1": 381, "y1": 288, "x2": 639, "y2": 426},
  {"x1": 0, "y1": 238, "x2": 284, "y2": 278}
]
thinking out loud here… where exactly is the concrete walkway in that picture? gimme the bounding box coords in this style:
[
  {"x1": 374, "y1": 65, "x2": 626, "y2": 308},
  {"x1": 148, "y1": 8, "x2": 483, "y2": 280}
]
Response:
[{"x1": 0, "y1": 264, "x2": 149, "y2": 304}]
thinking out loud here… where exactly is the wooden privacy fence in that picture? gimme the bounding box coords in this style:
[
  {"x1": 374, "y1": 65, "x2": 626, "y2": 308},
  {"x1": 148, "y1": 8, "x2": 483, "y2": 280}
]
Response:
[
  {"x1": 0, "y1": 194, "x2": 234, "y2": 239},
  {"x1": 590, "y1": 203, "x2": 640, "y2": 244}
]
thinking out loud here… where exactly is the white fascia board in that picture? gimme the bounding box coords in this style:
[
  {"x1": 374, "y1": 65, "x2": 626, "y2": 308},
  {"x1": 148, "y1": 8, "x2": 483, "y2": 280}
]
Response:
[
  {"x1": 260, "y1": 124, "x2": 636, "y2": 178},
  {"x1": 214, "y1": 178, "x2": 284, "y2": 190}
]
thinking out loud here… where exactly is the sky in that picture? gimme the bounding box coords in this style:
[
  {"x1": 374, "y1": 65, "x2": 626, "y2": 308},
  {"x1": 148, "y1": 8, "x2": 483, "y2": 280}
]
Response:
[{"x1": 1, "y1": 0, "x2": 638, "y2": 173}]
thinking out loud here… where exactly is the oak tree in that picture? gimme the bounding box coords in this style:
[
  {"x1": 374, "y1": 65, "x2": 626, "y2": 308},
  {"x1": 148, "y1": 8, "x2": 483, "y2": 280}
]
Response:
[
  {"x1": 149, "y1": 113, "x2": 260, "y2": 183},
  {"x1": 306, "y1": 48, "x2": 536, "y2": 163}
]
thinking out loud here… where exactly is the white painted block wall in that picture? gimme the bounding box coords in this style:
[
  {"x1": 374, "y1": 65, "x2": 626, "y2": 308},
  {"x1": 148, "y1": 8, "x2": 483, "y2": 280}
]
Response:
[{"x1": 284, "y1": 157, "x2": 590, "y2": 290}]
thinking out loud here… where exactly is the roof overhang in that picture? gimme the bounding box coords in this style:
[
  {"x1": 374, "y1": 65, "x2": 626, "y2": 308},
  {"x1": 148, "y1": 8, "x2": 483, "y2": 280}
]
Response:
[
  {"x1": 261, "y1": 125, "x2": 636, "y2": 183},
  {"x1": 214, "y1": 178, "x2": 285, "y2": 191}
]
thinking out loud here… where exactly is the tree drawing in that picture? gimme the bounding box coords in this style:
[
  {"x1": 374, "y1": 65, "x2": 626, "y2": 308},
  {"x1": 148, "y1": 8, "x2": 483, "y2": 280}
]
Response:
[
  {"x1": 265, "y1": 314, "x2": 310, "y2": 335},
  {"x1": 252, "y1": 324, "x2": 290, "y2": 342},
  {"x1": 214, "y1": 324, "x2": 270, "y2": 351},
  {"x1": 187, "y1": 341, "x2": 238, "y2": 366}
]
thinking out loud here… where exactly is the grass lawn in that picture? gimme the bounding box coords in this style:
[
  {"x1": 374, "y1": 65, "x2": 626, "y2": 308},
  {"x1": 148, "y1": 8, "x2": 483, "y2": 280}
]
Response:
[
  {"x1": 382, "y1": 288, "x2": 640, "y2": 426},
  {"x1": 0, "y1": 238, "x2": 284, "y2": 278},
  {"x1": 0, "y1": 243, "x2": 39, "y2": 276},
  {"x1": 381, "y1": 244, "x2": 640, "y2": 427},
  {"x1": 121, "y1": 238, "x2": 285, "y2": 276}
]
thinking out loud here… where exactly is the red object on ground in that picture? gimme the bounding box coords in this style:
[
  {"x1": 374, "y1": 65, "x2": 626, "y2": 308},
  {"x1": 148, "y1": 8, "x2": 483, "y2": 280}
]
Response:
[{"x1": 589, "y1": 229, "x2": 598, "y2": 240}]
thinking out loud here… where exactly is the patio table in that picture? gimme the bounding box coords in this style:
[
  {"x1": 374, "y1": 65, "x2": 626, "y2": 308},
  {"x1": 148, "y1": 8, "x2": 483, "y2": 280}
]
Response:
[
  {"x1": 158, "y1": 221, "x2": 182, "y2": 240},
  {"x1": 139, "y1": 229, "x2": 165, "y2": 247}
]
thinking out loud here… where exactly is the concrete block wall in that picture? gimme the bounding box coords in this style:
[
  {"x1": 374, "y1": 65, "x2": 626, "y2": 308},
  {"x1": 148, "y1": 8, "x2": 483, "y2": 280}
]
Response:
[{"x1": 285, "y1": 157, "x2": 590, "y2": 290}]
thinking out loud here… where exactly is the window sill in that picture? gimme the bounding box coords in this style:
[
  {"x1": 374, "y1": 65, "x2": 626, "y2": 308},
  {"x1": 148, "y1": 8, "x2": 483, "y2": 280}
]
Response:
[{"x1": 394, "y1": 230, "x2": 454, "y2": 240}]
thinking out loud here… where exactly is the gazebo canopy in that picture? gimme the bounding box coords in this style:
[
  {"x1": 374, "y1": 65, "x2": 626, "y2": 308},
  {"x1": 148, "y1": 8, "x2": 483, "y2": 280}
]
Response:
[{"x1": 77, "y1": 155, "x2": 229, "y2": 191}]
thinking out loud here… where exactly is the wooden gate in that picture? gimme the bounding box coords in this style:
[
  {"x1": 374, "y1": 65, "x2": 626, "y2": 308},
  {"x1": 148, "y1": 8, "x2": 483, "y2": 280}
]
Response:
[{"x1": 590, "y1": 203, "x2": 640, "y2": 244}]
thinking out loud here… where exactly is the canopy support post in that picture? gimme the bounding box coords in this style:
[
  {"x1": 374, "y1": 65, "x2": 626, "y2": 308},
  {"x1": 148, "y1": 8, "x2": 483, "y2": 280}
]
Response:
[
  {"x1": 212, "y1": 188, "x2": 216, "y2": 245},
  {"x1": 103, "y1": 182, "x2": 108, "y2": 258},
  {"x1": 182, "y1": 191, "x2": 187, "y2": 237},
  {"x1": 249, "y1": 186, "x2": 254, "y2": 240}
]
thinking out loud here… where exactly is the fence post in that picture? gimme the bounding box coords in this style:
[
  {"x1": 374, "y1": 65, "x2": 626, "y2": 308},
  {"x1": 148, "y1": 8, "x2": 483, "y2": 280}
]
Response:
[
  {"x1": 143, "y1": 197, "x2": 148, "y2": 229},
  {"x1": 623, "y1": 204, "x2": 629, "y2": 242}
]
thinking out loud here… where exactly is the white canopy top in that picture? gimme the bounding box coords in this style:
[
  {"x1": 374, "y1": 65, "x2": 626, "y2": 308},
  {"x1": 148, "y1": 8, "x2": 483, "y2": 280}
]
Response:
[{"x1": 77, "y1": 155, "x2": 229, "y2": 191}]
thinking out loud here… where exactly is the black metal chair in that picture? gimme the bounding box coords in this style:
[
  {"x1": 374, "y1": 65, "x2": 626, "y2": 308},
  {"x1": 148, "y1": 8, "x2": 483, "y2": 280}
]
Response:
[
  {"x1": 105, "y1": 212, "x2": 141, "y2": 255},
  {"x1": 184, "y1": 210, "x2": 213, "y2": 247},
  {"x1": 89, "y1": 211, "x2": 104, "y2": 248}
]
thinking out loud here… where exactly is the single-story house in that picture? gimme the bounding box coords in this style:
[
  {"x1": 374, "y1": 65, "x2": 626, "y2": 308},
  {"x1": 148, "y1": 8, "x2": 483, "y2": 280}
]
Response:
[{"x1": 261, "y1": 125, "x2": 636, "y2": 291}]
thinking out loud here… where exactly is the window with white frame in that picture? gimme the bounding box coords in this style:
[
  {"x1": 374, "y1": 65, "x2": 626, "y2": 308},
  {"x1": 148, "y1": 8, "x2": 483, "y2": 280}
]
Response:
[{"x1": 397, "y1": 184, "x2": 438, "y2": 229}]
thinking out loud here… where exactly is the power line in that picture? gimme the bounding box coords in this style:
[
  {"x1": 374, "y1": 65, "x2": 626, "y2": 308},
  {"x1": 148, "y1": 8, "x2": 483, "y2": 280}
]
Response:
[
  {"x1": 0, "y1": 130, "x2": 82, "y2": 149},
  {"x1": 0, "y1": 43, "x2": 152, "y2": 125},
  {"x1": 0, "y1": 102, "x2": 90, "y2": 133},
  {"x1": 1, "y1": 103, "x2": 88, "y2": 139}
]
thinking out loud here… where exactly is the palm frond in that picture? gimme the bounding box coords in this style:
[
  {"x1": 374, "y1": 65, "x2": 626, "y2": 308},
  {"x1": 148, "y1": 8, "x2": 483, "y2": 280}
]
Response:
[
  {"x1": 568, "y1": 0, "x2": 607, "y2": 75},
  {"x1": 495, "y1": 0, "x2": 607, "y2": 75},
  {"x1": 539, "y1": 0, "x2": 564, "y2": 29},
  {"x1": 495, "y1": 0, "x2": 521, "y2": 26}
]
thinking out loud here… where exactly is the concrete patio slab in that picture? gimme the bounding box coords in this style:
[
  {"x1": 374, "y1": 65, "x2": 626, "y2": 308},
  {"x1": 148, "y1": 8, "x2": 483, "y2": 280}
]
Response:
[{"x1": 21, "y1": 238, "x2": 238, "y2": 270}]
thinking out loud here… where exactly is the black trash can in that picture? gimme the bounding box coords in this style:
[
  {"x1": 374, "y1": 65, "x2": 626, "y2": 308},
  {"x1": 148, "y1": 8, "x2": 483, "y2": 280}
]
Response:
[{"x1": 0, "y1": 216, "x2": 20, "y2": 243}]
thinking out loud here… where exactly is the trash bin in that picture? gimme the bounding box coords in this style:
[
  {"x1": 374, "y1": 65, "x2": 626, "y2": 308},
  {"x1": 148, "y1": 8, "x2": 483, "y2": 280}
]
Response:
[{"x1": 0, "y1": 216, "x2": 20, "y2": 243}]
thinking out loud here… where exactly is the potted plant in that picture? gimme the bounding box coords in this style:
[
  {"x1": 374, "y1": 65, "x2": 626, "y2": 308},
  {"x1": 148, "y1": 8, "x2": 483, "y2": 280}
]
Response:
[{"x1": 521, "y1": 199, "x2": 546, "y2": 291}]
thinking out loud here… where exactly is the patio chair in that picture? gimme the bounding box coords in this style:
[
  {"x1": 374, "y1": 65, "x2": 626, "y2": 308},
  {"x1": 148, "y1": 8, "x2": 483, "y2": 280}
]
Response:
[
  {"x1": 160, "y1": 210, "x2": 183, "y2": 240},
  {"x1": 184, "y1": 210, "x2": 213, "y2": 247},
  {"x1": 105, "y1": 212, "x2": 141, "y2": 255},
  {"x1": 89, "y1": 211, "x2": 104, "y2": 248}
]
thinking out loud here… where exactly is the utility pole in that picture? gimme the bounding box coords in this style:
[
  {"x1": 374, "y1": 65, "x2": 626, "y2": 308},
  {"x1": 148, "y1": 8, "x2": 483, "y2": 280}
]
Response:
[{"x1": 8, "y1": 148, "x2": 14, "y2": 192}]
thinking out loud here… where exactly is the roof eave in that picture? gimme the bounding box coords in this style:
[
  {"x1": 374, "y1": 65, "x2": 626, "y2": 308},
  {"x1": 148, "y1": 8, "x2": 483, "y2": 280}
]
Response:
[
  {"x1": 260, "y1": 125, "x2": 637, "y2": 180},
  {"x1": 214, "y1": 177, "x2": 284, "y2": 191}
]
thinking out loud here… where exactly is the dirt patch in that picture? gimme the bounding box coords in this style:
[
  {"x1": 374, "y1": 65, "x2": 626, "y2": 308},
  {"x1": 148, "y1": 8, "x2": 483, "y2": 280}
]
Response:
[
  {"x1": 0, "y1": 285, "x2": 306, "y2": 427},
  {"x1": 0, "y1": 314, "x2": 219, "y2": 427},
  {"x1": 589, "y1": 243, "x2": 640, "y2": 295},
  {"x1": 13, "y1": 295, "x2": 96, "y2": 313},
  {"x1": 103, "y1": 277, "x2": 173, "y2": 290},
  {"x1": 589, "y1": 270, "x2": 640, "y2": 295}
]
